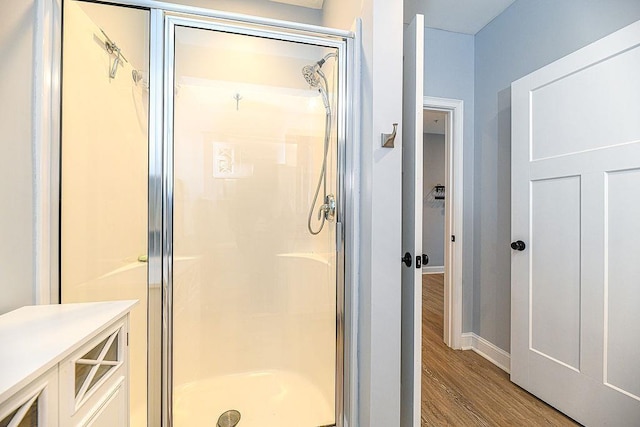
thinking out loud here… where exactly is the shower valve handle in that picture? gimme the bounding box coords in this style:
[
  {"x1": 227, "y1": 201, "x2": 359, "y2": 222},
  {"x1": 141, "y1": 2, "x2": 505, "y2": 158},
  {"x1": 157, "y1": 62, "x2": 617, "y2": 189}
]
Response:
[
  {"x1": 318, "y1": 203, "x2": 330, "y2": 220},
  {"x1": 318, "y1": 194, "x2": 336, "y2": 222}
]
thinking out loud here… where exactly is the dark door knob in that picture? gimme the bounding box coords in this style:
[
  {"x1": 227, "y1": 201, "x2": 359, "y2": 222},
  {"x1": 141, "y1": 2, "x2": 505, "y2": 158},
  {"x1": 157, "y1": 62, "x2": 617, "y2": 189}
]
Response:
[
  {"x1": 422, "y1": 254, "x2": 429, "y2": 265},
  {"x1": 511, "y1": 240, "x2": 526, "y2": 251},
  {"x1": 402, "y1": 252, "x2": 412, "y2": 267}
]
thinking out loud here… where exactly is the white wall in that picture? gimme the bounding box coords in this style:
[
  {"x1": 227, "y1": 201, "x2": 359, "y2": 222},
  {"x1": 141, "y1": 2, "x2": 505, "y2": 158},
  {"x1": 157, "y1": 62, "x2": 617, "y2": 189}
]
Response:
[
  {"x1": 0, "y1": 2, "x2": 35, "y2": 315},
  {"x1": 422, "y1": 133, "x2": 445, "y2": 267},
  {"x1": 322, "y1": 0, "x2": 361, "y2": 30},
  {"x1": 423, "y1": 27, "x2": 475, "y2": 331},
  {"x1": 360, "y1": 2, "x2": 403, "y2": 423},
  {"x1": 324, "y1": 0, "x2": 404, "y2": 425},
  {"x1": 474, "y1": 0, "x2": 640, "y2": 353}
]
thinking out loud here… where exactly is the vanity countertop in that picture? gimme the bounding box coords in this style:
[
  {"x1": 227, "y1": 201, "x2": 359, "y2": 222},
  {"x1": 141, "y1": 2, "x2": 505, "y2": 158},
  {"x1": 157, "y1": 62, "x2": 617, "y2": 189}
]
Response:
[{"x1": 0, "y1": 300, "x2": 137, "y2": 403}]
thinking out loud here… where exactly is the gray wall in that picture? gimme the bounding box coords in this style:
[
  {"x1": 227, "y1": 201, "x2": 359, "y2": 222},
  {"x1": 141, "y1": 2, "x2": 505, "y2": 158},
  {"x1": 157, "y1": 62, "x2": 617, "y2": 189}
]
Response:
[
  {"x1": 474, "y1": 0, "x2": 640, "y2": 352},
  {"x1": 424, "y1": 27, "x2": 475, "y2": 331},
  {"x1": 0, "y1": 1, "x2": 35, "y2": 314},
  {"x1": 422, "y1": 133, "x2": 445, "y2": 266}
]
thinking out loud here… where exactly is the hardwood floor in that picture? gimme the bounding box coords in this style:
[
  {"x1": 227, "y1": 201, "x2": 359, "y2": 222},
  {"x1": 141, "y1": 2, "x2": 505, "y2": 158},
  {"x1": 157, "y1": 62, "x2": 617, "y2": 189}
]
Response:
[{"x1": 421, "y1": 274, "x2": 581, "y2": 426}]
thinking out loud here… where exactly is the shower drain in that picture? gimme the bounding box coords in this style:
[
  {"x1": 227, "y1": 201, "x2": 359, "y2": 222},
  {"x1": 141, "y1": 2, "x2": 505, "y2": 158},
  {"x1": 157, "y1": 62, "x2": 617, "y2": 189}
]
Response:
[{"x1": 217, "y1": 410, "x2": 241, "y2": 427}]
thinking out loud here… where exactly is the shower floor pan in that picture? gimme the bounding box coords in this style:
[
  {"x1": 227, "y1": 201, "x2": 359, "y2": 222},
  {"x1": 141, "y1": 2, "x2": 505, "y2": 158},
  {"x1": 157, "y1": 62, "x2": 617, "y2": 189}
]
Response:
[{"x1": 173, "y1": 370, "x2": 334, "y2": 426}]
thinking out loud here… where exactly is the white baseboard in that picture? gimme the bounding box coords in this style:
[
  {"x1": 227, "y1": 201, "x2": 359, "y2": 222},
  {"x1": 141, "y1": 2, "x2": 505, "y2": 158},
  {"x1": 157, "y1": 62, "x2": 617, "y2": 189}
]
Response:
[
  {"x1": 422, "y1": 265, "x2": 444, "y2": 274},
  {"x1": 461, "y1": 333, "x2": 510, "y2": 373}
]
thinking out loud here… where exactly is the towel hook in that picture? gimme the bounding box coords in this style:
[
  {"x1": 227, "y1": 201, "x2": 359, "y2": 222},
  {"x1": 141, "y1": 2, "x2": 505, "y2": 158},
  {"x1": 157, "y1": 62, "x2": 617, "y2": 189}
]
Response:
[{"x1": 381, "y1": 123, "x2": 398, "y2": 148}]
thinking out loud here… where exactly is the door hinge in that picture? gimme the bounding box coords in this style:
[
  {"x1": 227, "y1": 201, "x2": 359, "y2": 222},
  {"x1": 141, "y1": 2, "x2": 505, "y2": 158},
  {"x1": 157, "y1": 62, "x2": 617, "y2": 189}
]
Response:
[{"x1": 451, "y1": 235, "x2": 456, "y2": 242}]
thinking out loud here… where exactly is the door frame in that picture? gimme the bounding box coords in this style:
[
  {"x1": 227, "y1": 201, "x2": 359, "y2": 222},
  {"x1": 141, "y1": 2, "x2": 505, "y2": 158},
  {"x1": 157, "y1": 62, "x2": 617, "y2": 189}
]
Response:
[
  {"x1": 423, "y1": 96, "x2": 464, "y2": 349},
  {"x1": 35, "y1": 1, "x2": 357, "y2": 426}
]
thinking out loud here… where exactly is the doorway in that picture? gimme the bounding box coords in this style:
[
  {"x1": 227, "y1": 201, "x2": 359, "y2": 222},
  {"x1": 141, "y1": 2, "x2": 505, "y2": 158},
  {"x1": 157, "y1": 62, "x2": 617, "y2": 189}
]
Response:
[
  {"x1": 422, "y1": 109, "x2": 447, "y2": 275},
  {"x1": 58, "y1": 2, "x2": 353, "y2": 425},
  {"x1": 422, "y1": 97, "x2": 463, "y2": 350},
  {"x1": 422, "y1": 109, "x2": 448, "y2": 354}
]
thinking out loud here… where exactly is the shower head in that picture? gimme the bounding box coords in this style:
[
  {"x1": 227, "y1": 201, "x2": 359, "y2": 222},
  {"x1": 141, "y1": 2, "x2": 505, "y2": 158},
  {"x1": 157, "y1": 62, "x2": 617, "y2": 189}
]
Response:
[
  {"x1": 301, "y1": 52, "x2": 336, "y2": 88},
  {"x1": 302, "y1": 64, "x2": 329, "y2": 113},
  {"x1": 302, "y1": 64, "x2": 321, "y2": 87},
  {"x1": 302, "y1": 53, "x2": 337, "y2": 114}
]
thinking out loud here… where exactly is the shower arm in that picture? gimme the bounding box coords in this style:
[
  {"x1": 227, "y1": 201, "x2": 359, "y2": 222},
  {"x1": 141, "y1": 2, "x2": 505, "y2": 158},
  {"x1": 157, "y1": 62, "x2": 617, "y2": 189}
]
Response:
[{"x1": 317, "y1": 52, "x2": 338, "y2": 68}]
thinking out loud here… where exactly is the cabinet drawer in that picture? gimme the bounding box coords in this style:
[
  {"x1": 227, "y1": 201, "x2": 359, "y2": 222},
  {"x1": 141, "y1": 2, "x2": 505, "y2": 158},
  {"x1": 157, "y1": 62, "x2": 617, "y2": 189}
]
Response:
[
  {"x1": 77, "y1": 377, "x2": 127, "y2": 427},
  {"x1": 59, "y1": 319, "x2": 129, "y2": 426}
]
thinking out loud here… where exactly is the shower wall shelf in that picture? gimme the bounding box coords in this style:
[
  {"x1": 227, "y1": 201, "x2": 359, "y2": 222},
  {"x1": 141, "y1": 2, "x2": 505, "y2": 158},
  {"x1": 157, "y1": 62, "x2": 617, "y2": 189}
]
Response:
[{"x1": 0, "y1": 301, "x2": 136, "y2": 426}]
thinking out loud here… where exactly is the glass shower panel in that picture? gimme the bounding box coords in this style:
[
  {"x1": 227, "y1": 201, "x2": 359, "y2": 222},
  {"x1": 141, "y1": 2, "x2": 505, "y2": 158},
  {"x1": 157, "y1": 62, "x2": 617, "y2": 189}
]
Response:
[
  {"x1": 172, "y1": 26, "x2": 338, "y2": 427},
  {"x1": 60, "y1": 2, "x2": 149, "y2": 426}
]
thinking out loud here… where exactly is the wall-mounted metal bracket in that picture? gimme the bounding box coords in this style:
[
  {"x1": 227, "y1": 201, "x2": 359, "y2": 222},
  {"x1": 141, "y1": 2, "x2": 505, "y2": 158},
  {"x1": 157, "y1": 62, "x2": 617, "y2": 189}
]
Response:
[{"x1": 381, "y1": 123, "x2": 398, "y2": 148}]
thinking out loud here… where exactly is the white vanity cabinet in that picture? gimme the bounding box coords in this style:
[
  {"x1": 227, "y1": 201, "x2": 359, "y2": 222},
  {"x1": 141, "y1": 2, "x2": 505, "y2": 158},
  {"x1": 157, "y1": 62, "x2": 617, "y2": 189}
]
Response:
[{"x1": 0, "y1": 301, "x2": 137, "y2": 427}]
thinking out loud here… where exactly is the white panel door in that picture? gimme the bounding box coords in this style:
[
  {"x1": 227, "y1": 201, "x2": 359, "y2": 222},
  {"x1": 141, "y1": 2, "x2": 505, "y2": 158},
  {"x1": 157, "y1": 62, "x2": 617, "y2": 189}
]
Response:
[
  {"x1": 511, "y1": 20, "x2": 640, "y2": 425},
  {"x1": 401, "y1": 14, "x2": 424, "y2": 427}
]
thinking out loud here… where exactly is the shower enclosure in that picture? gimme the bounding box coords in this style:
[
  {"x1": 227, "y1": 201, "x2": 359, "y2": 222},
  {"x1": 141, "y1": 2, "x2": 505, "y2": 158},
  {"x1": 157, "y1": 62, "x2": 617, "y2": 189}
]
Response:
[
  {"x1": 60, "y1": 2, "x2": 351, "y2": 426},
  {"x1": 166, "y1": 16, "x2": 346, "y2": 427}
]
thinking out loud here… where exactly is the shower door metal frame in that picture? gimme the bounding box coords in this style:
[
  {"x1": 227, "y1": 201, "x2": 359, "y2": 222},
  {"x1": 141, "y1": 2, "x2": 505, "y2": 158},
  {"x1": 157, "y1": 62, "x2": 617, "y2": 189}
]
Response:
[
  {"x1": 160, "y1": 11, "x2": 352, "y2": 427},
  {"x1": 44, "y1": 1, "x2": 355, "y2": 426}
]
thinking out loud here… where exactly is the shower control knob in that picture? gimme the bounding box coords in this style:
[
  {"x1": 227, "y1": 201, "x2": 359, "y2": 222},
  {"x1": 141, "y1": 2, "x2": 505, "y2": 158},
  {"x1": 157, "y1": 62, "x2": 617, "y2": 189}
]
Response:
[
  {"x1": 402, "y1": 252, "x2": 413, "y2": 268},
  {"x1": 511, "y1": 240, "x2": 526, "y2": 251}
]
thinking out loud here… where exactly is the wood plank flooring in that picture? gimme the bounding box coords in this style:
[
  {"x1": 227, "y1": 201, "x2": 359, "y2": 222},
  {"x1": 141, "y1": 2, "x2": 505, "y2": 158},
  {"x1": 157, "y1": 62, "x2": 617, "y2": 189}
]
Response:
[{"x1": 421, "y1": 274, "x2": 581, "y2": 426}]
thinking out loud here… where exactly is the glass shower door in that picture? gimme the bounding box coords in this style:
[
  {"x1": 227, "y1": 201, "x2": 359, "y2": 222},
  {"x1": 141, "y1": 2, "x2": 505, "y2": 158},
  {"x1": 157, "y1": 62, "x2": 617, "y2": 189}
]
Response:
[{"x1": 168, "y1": 20, "x2": 340, "y2": 427}]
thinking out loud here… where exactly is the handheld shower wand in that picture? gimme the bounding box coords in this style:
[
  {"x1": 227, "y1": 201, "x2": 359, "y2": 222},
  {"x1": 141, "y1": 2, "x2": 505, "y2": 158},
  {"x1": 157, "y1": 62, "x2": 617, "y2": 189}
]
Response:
[
  {"x1": 302, "y1": 53, "x2": 336, "y2": 112},
  {"x1": 302, "y1": 52, "x2": 337, "y2": 235}
]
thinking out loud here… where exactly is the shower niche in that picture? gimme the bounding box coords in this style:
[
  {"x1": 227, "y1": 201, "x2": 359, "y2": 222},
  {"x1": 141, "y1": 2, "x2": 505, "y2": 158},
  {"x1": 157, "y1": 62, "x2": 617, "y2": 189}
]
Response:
[{"x1": 60, "y1": 1, "x2": 351, "y2": 426}]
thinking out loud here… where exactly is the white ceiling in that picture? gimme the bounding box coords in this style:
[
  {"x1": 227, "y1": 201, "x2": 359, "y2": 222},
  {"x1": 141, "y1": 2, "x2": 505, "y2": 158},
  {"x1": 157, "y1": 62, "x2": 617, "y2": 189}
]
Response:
[{"x1": 405, "y1": 0, "x2": 516, "y2": 35}]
